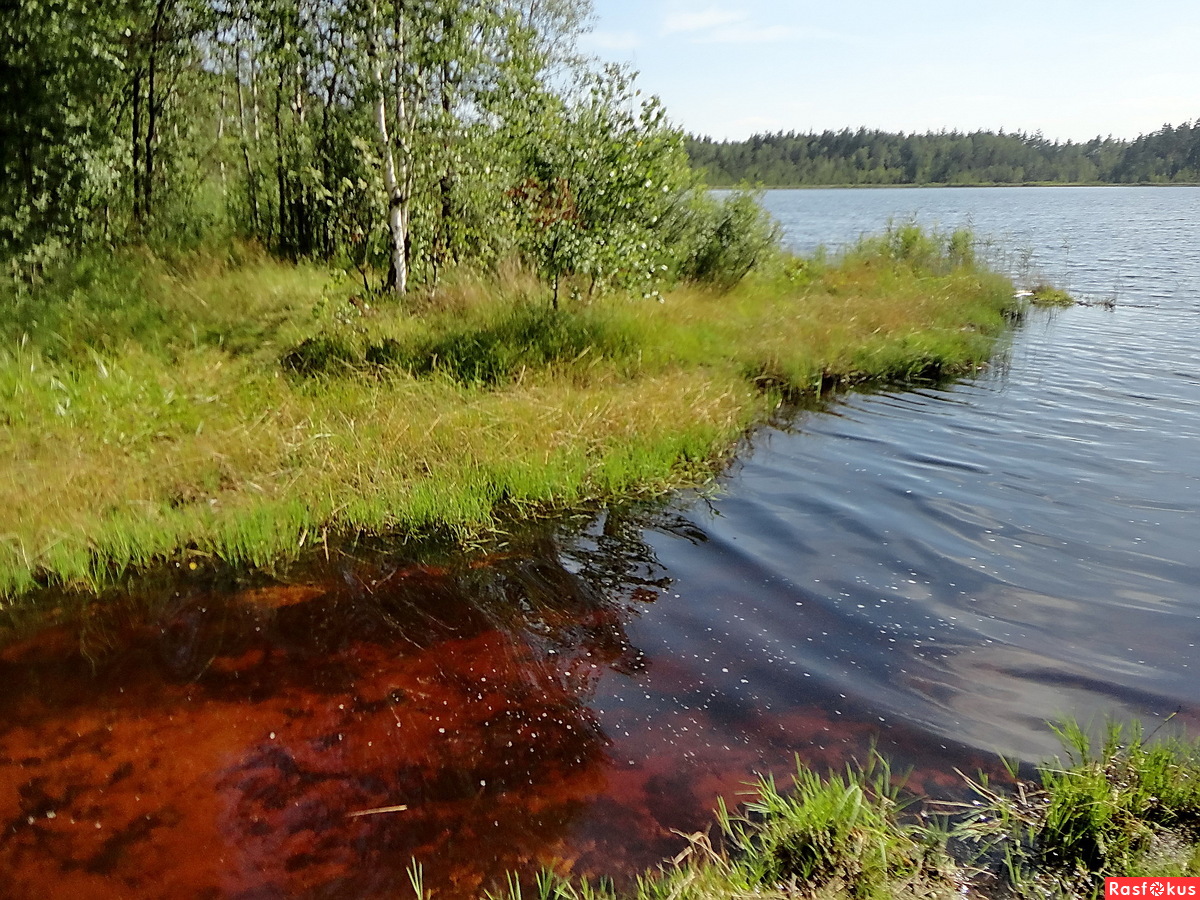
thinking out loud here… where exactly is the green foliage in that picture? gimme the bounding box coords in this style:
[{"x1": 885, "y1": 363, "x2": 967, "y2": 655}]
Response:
[
  {"x1": 1037, "y1": 722, "x2": 1200, "y2": 878},
  {"x1": 1, "y1": 253, "x2": 157, "y2": 360},
  {"x1": 688, "y1": 123, "x2": 1200, "y2": 187},
  {"x1": 280, "y1": 334, "x2": 362, "y2": 376},
  {"x1": 486, "y1": 757, "x2": 956, "y2": 900},
  {"x1": 673, "y1": 190, "x2": 783, "y2": 290},
  {"x1": 849, "y1": 222, "x2": 979, "y2": 275},
  {"x1": 0, "y1": 0, "x2": 126, "y2": 268},
  {"x1": 508, "y1": 65, "x2": 695, "y2": 303},
  {"x1": 490, "y1": 723, "x2": 1200, "y2": 900},
  {"x1": 1029, "y1": 284, "x2": 1077, "y2": 307},
  {"x1": 727, "y1": 757, "x2": 950, "y2": 899},
  {"x1": 3, "y1": 0, "x2": 767, "y2": 302}
]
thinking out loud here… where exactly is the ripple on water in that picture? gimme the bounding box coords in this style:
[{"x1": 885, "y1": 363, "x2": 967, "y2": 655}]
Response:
[{"x1": 5, "y1": 187, "x2": 1200, "y2": 897}]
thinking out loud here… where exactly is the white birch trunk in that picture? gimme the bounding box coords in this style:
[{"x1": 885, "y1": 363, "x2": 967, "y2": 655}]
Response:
[
  {"x1": 373, "y1": 73, "x2": 408, "y2": 296},
  {"x1": 371, "y1": 2, "x2": 409, "y2": 296}
]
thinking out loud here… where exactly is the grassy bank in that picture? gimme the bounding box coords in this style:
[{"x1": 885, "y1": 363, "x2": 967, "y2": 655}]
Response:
[
  {"x1": 1, "y1": 227, "x2": 1015, "y2": 599},
  {"x1": 490, "y1": 723, "x2": 1200, "y2": 900}
]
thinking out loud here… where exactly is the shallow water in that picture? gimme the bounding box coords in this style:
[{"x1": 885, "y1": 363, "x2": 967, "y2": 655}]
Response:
[{"x1": 4, "y1": 187, "x2": 1199, "y2": 897}]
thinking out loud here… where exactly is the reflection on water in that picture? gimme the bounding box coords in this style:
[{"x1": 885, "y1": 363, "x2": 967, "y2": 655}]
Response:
[
  {"x1": 5, "y1": 187, "x2": 1200, "y2": 897},
  {"x1": 0, "y1": 517, "x2": 663, "y2": 898},
  {"x1": 0, "y1": 507, "x2": 1000, "y2": 899}
]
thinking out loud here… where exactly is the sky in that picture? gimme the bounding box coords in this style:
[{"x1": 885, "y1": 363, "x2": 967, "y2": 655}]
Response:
[{"x1": 581, "y1": 0, "x2": 1200, "y2": 142}]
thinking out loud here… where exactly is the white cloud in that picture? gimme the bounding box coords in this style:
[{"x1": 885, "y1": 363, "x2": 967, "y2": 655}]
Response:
[
  {"x1": 662, "y1": 7, "x2": 746, "y2": 35},
  {"x1": 582, "y1": 29, "x2": 643, "y2": 52},
  {"x1": 694, "y1": 23, "x2": 807, "y2": 44}
]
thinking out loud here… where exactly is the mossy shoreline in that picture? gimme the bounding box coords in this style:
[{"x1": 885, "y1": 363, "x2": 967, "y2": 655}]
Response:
[{"x1": 2, "y1": 227, "x2": 1018, "y2": 601}]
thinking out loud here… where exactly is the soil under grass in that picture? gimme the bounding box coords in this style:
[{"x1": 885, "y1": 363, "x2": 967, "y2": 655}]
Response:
[{"x1": 1, "y1": 228, "x2": 1017, "y2": 600}]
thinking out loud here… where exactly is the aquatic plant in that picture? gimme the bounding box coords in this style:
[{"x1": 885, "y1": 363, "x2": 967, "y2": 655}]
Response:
[{"x1": 1028, "y1": 284, "x2": 1077, "y2": 307}]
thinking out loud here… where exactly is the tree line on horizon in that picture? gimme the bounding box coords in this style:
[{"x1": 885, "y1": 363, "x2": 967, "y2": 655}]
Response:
[{"x1": 687, "y1": 122, "x2": 1200, "y2": 186}]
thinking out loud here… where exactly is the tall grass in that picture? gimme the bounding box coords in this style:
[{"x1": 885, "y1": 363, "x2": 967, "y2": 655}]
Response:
[
  {"x1": 484, "y1": 722, "x2": 1200, "y2": 900},
  {"x1": 956, "y1": 720, "x2": 1200, "y2": 897},
  {"x1": 485, "y1": 757, "x2": 958, "y2": 900},
  {"x1": 1, "y1": 229, "x2": 1017, "y2": 598}
]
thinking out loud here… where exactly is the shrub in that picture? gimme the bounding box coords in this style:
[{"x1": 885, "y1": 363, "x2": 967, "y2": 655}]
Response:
[
  {"x1": 280, "y1": 334, "x2": 362, "y2": 375},
  {"x1": 675, "y1": 190, "x2": 782, "y2": 290}
]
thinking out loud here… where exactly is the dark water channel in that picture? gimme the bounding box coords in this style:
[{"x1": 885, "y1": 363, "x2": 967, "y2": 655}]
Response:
[{"x1": 4, "y1": 187, "x2": 1199, "y2": 897}]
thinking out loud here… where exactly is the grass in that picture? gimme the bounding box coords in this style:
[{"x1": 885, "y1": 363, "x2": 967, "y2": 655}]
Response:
[
  {"x1": 477, "y1": 722, "x2": 1200, "y2": 900},
  {"x1": 1028, "y1": 284, "x2": 1078, "y2": 307},
  {"x1": 957, "y1": 720, "x2": 1200, "y2": 897},
  {"x1": 485, "y1": 756, "x2": 960, "y2": 900},
  {"x1": 1, "y1": 225, "x2": 1018, "y2": 599}
]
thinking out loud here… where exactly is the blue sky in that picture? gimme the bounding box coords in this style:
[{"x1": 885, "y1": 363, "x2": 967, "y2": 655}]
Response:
[{"x1": 582, "y1": 0, "x2": 1200, "y2": 141}]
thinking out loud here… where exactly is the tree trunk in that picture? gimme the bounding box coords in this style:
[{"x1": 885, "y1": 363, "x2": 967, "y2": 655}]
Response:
[
  {"x1": 234, "y1": 38, "x2": 260, "y2": 231},
  {"x1": 144, "y1": 0, "x2": 170, "y2": 221},
  {"x1": 374, "y1": 85, "x2": 408, "y2": 296},
  {"x1": 131, "y1": 67, "x2": 144, "y2": 224},
  {"x1": 370, "y1": 3, "x2": 409, "y2": 297}
]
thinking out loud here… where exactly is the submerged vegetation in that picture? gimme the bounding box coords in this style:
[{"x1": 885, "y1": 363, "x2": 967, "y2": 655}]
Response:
[{"x1": 489, "y1": 722, "x2": 1200, "y2": 900}]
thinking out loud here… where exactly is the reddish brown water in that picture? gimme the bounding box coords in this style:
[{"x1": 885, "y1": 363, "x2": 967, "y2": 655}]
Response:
[{"x1": 1, "y1": 516, "x2": 1004, "y2": 899}]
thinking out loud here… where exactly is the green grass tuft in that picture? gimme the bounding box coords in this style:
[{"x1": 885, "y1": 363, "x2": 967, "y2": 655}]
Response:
[
  {"x1": 957, "y1": 720, "x2": 1200, "y2": 897},
  {"x1": 1029, "y1": 284, "x2": 1077, "y2": 307},
  {"x1": 483, "y1": 722, "x2": 1200, "y2": 900},
  {"x1": 485, "y1": 757, "x2": 958, "y2": 900}
]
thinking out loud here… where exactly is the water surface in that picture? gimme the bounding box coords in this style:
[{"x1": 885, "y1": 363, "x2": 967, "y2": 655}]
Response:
[{"x1": 4, "y1": 187, "x2": 1199, "y2": 897}]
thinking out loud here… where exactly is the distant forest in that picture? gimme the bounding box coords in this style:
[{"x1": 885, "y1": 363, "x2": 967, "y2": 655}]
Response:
[{"x1": 687, "y1": 121, "x2": 1200, "y2": 186}]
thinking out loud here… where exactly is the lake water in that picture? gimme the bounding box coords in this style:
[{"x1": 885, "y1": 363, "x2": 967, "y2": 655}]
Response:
[{"x1": 3, "y1": 187, "x2": 1198, "y2": 898}]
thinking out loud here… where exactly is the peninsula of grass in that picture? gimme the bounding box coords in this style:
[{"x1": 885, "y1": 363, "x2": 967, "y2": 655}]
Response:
[{"x1": 1, "y1": 225, "x2": 1017, "y2": 599}]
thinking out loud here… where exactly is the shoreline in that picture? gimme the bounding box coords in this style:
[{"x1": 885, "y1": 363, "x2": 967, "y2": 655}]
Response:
[
  {"x1": 709, "y1": 181, "x2": 1200, "y2": 190},
  {"x1": 1, "y1": 229, "x2": 1016, "y2": 602}
]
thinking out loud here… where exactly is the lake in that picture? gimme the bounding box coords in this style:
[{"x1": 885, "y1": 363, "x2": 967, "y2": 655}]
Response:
[{"x1": 2, "y1": 186, "x2": 1198, "y2": 898}]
